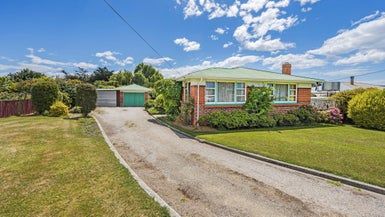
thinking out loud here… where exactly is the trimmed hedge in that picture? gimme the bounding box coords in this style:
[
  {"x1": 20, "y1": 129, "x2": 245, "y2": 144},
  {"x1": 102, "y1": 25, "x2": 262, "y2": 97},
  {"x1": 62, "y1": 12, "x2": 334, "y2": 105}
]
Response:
[
  {"x1": 348, "y1": 89, "x2": 385, "y2": 131},
  {"x1": 76, "y1": 83, "x2": 97, "y2": 117},
  {"x1": 31, "y1": 78, "x2": 59, "y2": 114},
  {"x1": 332, "y1": 88, "x2": 371, "y2": 121}
]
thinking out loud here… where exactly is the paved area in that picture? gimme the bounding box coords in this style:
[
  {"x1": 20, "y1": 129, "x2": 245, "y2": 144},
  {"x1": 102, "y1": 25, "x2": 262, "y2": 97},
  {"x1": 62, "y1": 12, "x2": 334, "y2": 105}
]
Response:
[{"x1": 94, "y1": 107, "x2": 385, "y2": 217}]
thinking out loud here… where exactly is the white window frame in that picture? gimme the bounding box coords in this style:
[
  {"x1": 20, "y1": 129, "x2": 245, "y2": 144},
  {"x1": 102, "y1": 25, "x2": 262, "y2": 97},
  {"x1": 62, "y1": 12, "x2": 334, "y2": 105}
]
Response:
[
  {"x1": 235, "y1": 83, "x2": 246, "y2": 102},
  {"x1": 205, "y1": 81, "x2": 246, "y2": 105},
  {"x1": 268, "y1": 83, "x2": 297, "y2": 104}
]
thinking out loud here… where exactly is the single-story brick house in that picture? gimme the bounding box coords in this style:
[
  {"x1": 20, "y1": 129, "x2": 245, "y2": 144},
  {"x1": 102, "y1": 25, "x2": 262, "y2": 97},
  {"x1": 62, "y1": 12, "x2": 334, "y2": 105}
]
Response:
[
  {"x1": 96, "y1": 84, "x2": 151, "y2": 107},
  {"x1": 177, "y1": 63, "x2": 322, "y2": 125}
]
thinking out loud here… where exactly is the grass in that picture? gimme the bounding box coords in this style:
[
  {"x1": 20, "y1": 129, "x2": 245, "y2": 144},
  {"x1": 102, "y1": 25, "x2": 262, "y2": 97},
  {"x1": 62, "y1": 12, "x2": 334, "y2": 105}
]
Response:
[
  {"x1": 196, "y1": 125, "x2": 385, "y2": 188},
  {"x1": 0, "y1": 116, "x2": 169, "y2": 217}
]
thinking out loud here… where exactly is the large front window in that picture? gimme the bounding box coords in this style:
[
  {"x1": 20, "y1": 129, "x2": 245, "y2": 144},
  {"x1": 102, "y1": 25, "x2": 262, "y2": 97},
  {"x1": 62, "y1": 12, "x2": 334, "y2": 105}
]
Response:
[
  {"x1": 270, "y1": 84, "x2": 297, "y2": 102},
  {"x1": 205, "y1": 82, "x2": 246, "y2": 104}
]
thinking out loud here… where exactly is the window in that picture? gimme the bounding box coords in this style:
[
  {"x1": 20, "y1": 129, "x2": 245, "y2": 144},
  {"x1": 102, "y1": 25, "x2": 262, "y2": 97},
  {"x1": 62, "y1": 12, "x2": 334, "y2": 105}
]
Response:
[
  {"x1": 236, "y1": 83, "x2": 246, "y2": 102},
  {"x1": 205, "y1": 82, "x2": 246, "y2": 104},
  {"x1": 205, "y1": 82, "x2": 216, "y2": 102},
  {"x1": 270, "y1": 84, "x2": 297, "y2": 102}
]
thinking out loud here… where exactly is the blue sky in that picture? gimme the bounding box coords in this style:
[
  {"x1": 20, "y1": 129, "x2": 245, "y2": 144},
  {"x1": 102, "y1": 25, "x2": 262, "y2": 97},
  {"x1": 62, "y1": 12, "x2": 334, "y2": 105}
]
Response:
[{"x1": 1, "y1": 0, "x2": 385, "y2": 84}]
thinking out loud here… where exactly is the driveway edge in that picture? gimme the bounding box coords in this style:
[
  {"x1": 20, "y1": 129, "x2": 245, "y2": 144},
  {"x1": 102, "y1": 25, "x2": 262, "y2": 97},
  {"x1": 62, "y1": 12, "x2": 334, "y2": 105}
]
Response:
[
  {"x1": 153, "y1": 115, "x2": 385, "y2": 196},
  {"x1": 92, "y1": 115, "x2": 181, "y2": 217}
]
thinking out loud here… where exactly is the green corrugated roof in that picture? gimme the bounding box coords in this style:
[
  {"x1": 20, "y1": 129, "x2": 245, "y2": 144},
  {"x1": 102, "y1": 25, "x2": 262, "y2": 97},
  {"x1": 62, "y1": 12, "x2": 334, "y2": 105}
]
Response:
[
  {"x1": 116, "y1": 84, "x2": 151, "y2": 92},
  {"x1": 176, "y1": 67, "x2": 322, "y2": 83}
]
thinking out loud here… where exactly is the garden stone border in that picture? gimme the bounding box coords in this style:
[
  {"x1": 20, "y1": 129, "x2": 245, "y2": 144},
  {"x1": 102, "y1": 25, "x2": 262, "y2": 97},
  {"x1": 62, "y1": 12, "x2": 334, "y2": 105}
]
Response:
[
  {"x1": 152, "y1": 115, "x2": 385, "y2": 196},
  {"x1": 92, "y1": 114, "x2": 181, "y2": 217}
]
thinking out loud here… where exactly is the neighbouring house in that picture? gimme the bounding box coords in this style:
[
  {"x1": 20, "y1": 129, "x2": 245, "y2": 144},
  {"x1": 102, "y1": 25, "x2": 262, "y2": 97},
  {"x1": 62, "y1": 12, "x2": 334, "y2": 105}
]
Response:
[
  {"x1": 96, "y1": 84, "x2": 151, "y2": 107},
  {"x1": 313, "y1": 76, "x2": 385, "y2": 97},
  {"x1": 177, "y1": 63, "x2": 322, "y2": 125}
]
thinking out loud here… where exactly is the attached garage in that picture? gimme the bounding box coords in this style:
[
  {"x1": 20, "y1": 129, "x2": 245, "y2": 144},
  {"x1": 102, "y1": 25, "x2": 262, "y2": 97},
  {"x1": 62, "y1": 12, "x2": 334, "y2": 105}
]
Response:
[
  {"x1": 96, "y1": 84, "x2": 151, "y2": 107},
  {"x1": 118, "y1": 84, "x2": 151, "y2": 107},
  {"x1": 96, "y1": 89, "x2": 118, "y2": 107}
]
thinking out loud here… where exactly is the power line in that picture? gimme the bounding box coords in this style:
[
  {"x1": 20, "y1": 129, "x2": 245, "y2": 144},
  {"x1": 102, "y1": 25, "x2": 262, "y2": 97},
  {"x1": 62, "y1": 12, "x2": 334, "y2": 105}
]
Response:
[
  {"x1": 102, "y1": 0, "x2": 175, "y2": 70},
  {"x1": 330, "y1": 69, "x2": 385, "y2": 81}
]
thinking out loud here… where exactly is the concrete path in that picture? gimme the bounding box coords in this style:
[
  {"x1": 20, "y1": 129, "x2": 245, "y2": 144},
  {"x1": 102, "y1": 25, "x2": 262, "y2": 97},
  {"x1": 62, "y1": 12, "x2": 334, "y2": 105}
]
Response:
[{"x1": 94, "y1": 107, "x2": 385, "y2": 217}]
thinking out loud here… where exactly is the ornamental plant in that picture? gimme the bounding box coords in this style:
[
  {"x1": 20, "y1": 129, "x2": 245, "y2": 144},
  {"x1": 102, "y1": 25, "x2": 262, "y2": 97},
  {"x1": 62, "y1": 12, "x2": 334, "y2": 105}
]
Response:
[
  {"x1": 348, "y1": 89, "x2": 385, "y2": 131},
  {"x1": 243, "y1": 86, "x2": 273, "y2": 115},
  {"x1": 76, "y1": 83, "x2": 97, "y2": 117},
  {"x1": 31, "y1": 78, "x2": 59, "y2": 114},
  {"x1": 49, "y1": 101, "x2": 69, "y2": 117}
]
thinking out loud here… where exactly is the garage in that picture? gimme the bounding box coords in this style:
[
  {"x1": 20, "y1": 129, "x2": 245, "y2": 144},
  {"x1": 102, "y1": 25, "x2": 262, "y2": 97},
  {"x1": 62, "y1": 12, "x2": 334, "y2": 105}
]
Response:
[
  {"x1": 96, "y1": 89, "x2": 117, "y2": 107},
  {"x1": 118, "y1": 84, "x2": 151, "y2": 107}
]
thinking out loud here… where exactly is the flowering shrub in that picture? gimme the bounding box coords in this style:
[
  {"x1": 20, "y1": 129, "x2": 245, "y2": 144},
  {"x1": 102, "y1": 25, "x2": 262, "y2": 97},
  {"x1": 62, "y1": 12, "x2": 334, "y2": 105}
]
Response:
[{"x1": 328, "y1": 107, "x2": 344, "y2": 124}]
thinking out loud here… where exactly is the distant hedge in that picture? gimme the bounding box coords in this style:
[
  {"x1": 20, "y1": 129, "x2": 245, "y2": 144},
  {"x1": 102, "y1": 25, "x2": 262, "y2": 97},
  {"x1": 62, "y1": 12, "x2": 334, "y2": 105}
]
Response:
[
  {"x1": 31, "y1": 78, "x2": 59, "y2": 114},
  {"x1": 348, "y1": 89, "x2": 385, "y2": 131},
  {"x1": 76, "y1": 83, "x2": 96, "y2": 117}
]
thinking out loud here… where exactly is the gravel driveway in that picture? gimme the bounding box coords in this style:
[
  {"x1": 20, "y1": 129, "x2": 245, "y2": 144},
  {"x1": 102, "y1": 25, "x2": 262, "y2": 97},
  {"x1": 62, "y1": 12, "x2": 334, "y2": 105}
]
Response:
[{"x1": 94, "y1": 107, "x2": 385, "y2": 217}]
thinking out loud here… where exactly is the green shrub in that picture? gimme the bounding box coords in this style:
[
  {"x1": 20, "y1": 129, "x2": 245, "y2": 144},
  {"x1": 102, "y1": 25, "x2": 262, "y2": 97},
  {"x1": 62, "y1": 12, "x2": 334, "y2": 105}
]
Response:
[
  {"x1": 58, "y1": 91, "x2": 71, "y2": 107},
  {"x1": 244, "y1": 86, "x2": 273, "y2": 115},
  {"x1": 289, "y1": 105, "x2": 319, "y2": 124},
  {"x1": 332, "y1": 88, "x2": 371, "y2": 121},
  {"x1": 273, "y1": 113, "x2": 300, "y2": 126},
  {"x1": 147, "y1": 107, "x2": 159, "y2": 115},
  {"x1": 199, "y1": 110, "x2": 249, "y2": 130},
  {"x1": 348, "y1": 89, "x2": 385, "y2": 131},
  {"x1": 76, "y1": 83, "x2": 97, "y2": 117},
  {"x1": 49, "y1": 101, "x2": 69, "y2": 117},
  {"x1": 57, "y1": 79, "x2": 83, "y2": 108},
  {"x1": 31, "y1": 78, "x2": 59, "y2": 114},
  {"x1": 248, "y1": 114, "x2": 276, "y2": 128},
  {"x1": 178, "y1": 97, "x2": 194, "y2": 125},
  {"x1": 69, "y1": 106, "x2": 82, "y2": 114}
]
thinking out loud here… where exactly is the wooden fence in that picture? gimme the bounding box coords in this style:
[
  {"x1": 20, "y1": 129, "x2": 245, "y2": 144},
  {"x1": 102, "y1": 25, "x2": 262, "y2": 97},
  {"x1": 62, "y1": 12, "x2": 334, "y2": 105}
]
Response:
[{"x1": 0, "y1": 99, "x2": 34, "y2": 118}]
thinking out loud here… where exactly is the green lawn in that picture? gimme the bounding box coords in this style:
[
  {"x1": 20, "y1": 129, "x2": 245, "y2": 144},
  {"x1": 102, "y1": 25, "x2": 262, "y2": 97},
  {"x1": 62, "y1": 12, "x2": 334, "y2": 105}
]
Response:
[
  {"x1": 0, "y1": 116, "x2": 169, "y2": 217},
  {"x1": 197, "y1": 125, "x2": 385, "y2": 188}
]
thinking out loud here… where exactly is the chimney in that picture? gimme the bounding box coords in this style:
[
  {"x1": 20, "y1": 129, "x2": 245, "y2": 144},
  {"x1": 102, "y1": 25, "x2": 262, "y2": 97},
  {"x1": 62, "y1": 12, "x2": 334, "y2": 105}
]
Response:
[
  {"x1": 282, "y1": 62, "x2": 292, "y2": 75},
  {"x1": 350, "y1": 76, "x2": 355, "y2": 85}
]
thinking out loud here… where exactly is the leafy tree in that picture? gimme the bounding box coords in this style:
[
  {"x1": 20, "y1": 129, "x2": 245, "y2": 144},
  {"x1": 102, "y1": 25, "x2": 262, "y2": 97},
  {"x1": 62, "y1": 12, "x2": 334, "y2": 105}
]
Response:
[
  {"x1": 0, "y1": 77, "x2": 15, "y2": 92},
  {"x1": 132, "y1": 72, "x2": 147, "y2": 86},
  {"x1": 76, "y1": 83, "x2": 97, "y2": 117},
  {"x1": 61, "y1": 68, "x2": 90, "y2": 82},
  {"x1": 31, "y1": 78, "x2": 59, "y2": 114},
  {"x1": 153, "y1": 79, "x2": 182, "y2": 118},
  {"x1": 56, "y1": 78, "x2": 83, "y2": 107},
  {"x1": 90, "y1": 67, "x2": 114, "y2": 82},
  {"x1": 134, "y1": 63, "x2": 163, "y2": 87},
  {"x1": 244, "y1": 86, "x2": 273, "y2": 115},
  {"x1": 8, "y1": 68, "x2": 45, "y2": 82},
  {"x1": 109, "y1": 70, "x2": 133, "y2": 86}
]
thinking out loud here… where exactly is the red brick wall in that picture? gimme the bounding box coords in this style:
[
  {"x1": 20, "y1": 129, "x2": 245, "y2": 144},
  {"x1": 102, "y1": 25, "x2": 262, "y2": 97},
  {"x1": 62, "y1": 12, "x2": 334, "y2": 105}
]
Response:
[{"x1": 188, "y1": 84, "x2": 312, "y2": 125}]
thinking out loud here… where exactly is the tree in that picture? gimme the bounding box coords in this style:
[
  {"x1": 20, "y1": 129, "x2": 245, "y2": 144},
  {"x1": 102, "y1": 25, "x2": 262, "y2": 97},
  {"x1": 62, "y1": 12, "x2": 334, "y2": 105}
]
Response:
[
  {"x1": 31, "y1": 78, "x2": 59, "y2": 114},
  {"x1": 153, "y1": 79, "x2": 182, "y2": 118},
  {"x1": 134, "y1": 63, "x2": 163, "y2": 87},
  {"x1": 109, "y1": 70, "x2": 133, "y2": 86},
  {"x1": 90, "y1": 67, "x2": 114, "y2": 82},
  {"x1": 76, "y1": 83, "x2": 97, "y2": 117},
  {"x1": 243, "y1": 87, "x2": 273, "y2": 115},
  {"x1": 61, "y1": 68, "x2": 90, "y2": 82},
  {"x1": 132, "y1": 72, "x2": 147, "y2": 86},
  {"x1": 8, "y1": 68, "x2": 45, "y2": 82}
]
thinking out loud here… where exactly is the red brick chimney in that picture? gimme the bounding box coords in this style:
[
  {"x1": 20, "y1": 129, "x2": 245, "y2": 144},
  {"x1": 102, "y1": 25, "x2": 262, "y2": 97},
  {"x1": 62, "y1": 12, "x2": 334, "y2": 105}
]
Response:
[{"x1": 282, "y1": 62, "x2": 292, "y2": 75}]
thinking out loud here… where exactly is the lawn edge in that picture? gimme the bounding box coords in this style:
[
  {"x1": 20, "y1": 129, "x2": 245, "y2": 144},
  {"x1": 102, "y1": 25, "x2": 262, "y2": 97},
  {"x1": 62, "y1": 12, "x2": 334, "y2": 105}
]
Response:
[
  {"x1": 92, "y1": 114, "x2": 181, "y2": 217},
  {"x1": 152, "y1": 115, "x2": 385, "y2": 196}
]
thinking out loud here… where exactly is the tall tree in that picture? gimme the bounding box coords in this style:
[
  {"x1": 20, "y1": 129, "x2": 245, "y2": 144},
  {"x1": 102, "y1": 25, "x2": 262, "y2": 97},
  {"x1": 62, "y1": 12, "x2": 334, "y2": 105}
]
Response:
[
  {"x1": 8, "y1": 68, "x2": 45, "y2": 82},
  {"x1": 90, "y1": 67, "x2": 114, "y2": 82},
  {"x1": 134, "y1": 63, "x2": 163, "y2": 87},
  {"x1": 132, "y1": 72, "x2": 147, "y2": 86},
  {"x1": 109, "y1": 70, "x2": 133, "y2": 86}
]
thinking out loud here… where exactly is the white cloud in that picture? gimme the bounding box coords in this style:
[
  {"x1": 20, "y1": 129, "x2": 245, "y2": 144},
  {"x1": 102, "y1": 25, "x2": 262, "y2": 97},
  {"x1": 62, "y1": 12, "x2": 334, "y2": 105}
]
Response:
[
  {"x1": 335, "y1": 49, "x2": 385, "y2": 65},
  {"x1": 174, "y1": 37, "x2": 201, "y2": 52},
  {"x1": 309, "y1": 13, "x2": 385, "y2": 56},
  {"x1": 215, "y1": 27, "x2": 226, "y2": 34},
  {"x1": 296, "y1": 0, "x2": 319, "y2": 6},
  {"x1": 160, "y1": 55, "x2": 261, "y2": 77},
  {"x1": 210, "y1": 34, "x2": 219, "y2": 40},
  {"x1": 262, "y1": 53, "x2": 326, "y2": 69},
  {"x1": 0, "y1": 56, "x2": 15, "y2": 62},
  {"x1": 143, "y1": 57, "x2": 173, "y2": 66},
  {"x1": 223, "y1": 42, "x2": 233, "y2": 48},
  {"x1": 37, "y1": 48, "x2": 46, "y2": 53},
  {"x1": 73, "y1": 62, "x2": 98, "y2": 69},
  {"x1": 301, "y1": 7, "x2": 312, "y2": 12},
  {"x1": 95, "y1": 51, "x2": 133, "y2": 66},
  {"x1": 183, "y1": 0, "x2": 202, "y2": 18},
  {"x1": 351, "y1": 10, "x2": 382, "y2": 26}
]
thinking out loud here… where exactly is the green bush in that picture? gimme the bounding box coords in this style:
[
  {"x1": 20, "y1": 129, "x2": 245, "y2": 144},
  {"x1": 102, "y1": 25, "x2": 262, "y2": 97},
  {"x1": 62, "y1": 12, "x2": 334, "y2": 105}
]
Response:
[
  {"x1": 147, "y1": 107, "x2": 159, "y2": 115},
  {"x1": 332, "y1": 88, "x2": 371, "y2": 121},
  {"x1": 348, "y1": 89, "x2": 385, "y2": 131},
  {"x1": 248, "y1": 114, "x2": 276, "y2": 128},
  {"x1": 199, "y1": 110, "x2": 249, "y2": 130},
  {"x1": 289, "y1": 105, "x2": 319, "y2": 124},
  {"x1": 49, "y1": 101, "x2": 69, "y2": 117},
  {"x1": 244, "y1": 86, "x2": 273, "y2": 115},
  {"x1": 273, "y1": 113, "x2": 300, "y2": 126},
  {"x1": 76, "y1": 83, "x2": 97, "y2": 117},
  {"x1": 178, "y1": 97, "x2": 194, "y2": 125},
  {"x1": 31, "y1": 78, "x2": 59, "y2": 114},
  {"x1": 58, "y1": 91, "x2": 71, "y2": 107}
]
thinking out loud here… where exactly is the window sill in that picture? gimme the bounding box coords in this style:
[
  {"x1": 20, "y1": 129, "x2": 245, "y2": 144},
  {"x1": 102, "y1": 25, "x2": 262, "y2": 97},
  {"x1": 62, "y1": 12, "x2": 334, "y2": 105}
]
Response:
[{"x1": 205, "y1": 102, "x2": 245, "y2": 107}]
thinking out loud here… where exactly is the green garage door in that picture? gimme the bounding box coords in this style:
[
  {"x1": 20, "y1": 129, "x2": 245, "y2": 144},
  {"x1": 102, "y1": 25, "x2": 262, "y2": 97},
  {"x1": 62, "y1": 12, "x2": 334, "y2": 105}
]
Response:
[{"x1": 123, "y1": 92, "x2": 145, "y2": 107}]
